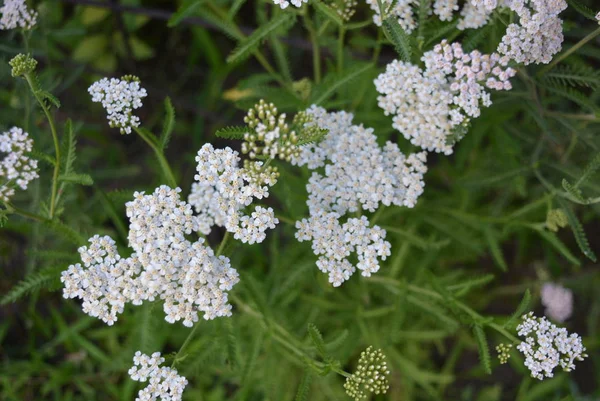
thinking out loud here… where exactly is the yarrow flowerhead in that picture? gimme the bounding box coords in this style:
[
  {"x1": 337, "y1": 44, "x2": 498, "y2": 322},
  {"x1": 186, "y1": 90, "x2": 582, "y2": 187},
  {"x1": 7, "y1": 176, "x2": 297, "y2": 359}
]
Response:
[
  {"x1": 496, "y1": 343, "x2": 513, "y2": 364},
  {"x1": 9, "y1": 53, "x2": 37, "y2": 77},
  {"x1": 497, "y1": 0, "x2": 568, "y2": 64},
  {"x1": 128, "y1": 351, "x2": 188, "y2": 401},
  {"x1": 344, "y1": 346, "x2": 390, "y2": 400},
  {"x1": 88, "y1": 75, "x2": 147, "y2": 134},
  {"x1": 546, "y1": 208, "x2": 568, "y2": 232},
  {"x1": 0, "y1": 127, "x2": 39, "y2": 203},
  {"x1": 375, "y1": 40, "x2": 515, "y2": 154},
  {"x1": 189, "y1": 143, "x2": 279, "y2": 243},
  {"x1": 62, "y1": 186, "x2": 240, "y2": 327},
  {"x1": 271, "y1": 0, "x2": 307, "y2": 9},
  {"x1": 330, "y1": 0, "x2": 357, "y2": 21},
  {"x1": 0, "y1": 0, "x2": 37, "y2": 30},
  {"x1": 540, "y1": 283, "x2": 573, "y2": 323},
  {"x1": 516, "y1": 312, "x2": 587, "y2": 380}
]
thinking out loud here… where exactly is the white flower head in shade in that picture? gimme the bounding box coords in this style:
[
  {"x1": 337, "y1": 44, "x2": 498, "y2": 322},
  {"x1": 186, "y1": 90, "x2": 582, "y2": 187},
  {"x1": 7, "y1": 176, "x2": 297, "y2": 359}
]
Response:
[
  {"x1": 0, "y1": 127, "x2": 39, "y2": 203},
  {"x1": 497, "y1": 0, "x2": 568, "y2": 64},
  {"x1": 375, "y1": 40, "x2": 515, "y2": 154},
  {"x1": 128, "y1": 351, "x2": 188, "y2": 401},
  {"x1": 596, "y1": 11, "x2": 600, "y2": 24},
  {"x1": 516, "y1": 312, "x2": 587, "y2": 380},
  {"x1": 457, "y1": 0, "x2": 496, "y2": 30},
  {"x1": 291, "y1": 106, "x2": 424, "y2": 286},
  {"x1": 88, "y1": 75, "x2": 147, "y2": 134},
  {"x1": 434, "y1": 0, "x2": 459, "y2": 21},
  {"x1": 189, "y1": 144, "x2": 278, "y2": 243},
  {"x1": 541, "y1": 283, "x2": 573, "y2": 323},
  {"x1": 0, "y1": 0, "x2": 37, "y2": 30},
  {"x1": 62, "y1": 186, "x2": 240, "y2": 327},
  {"x1": 365, "y1": 0, "x2": 418, "y2": 32},
  {"x1": 272, "y1": 0, "x2": 307, "y2": 9}
]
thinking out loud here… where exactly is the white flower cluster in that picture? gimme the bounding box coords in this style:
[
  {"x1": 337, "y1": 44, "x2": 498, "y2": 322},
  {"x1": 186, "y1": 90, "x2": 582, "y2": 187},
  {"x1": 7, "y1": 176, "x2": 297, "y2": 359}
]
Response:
[
  {"x1": 434, "y1": 0, "x2": 459, "y2": 22},
  {"x1": 296, "y1": 212, "x2": 391, "y2": 287},
  {"x1": 189, "y1": 144, "x2": 278, "y2": 244},
  {"x1": 457, "y1": 1, "x2": 496, "y2": 30},
  {"x1": 88, "y1": 76, "x2": 147, "y2": 134},
  {"x1": 0, "y1": 0, "x2": 37, "y2": 30},
  {"x1": 516, "y1": 312, "x2": 587, "y2": 380},
  {"x1": 0, "y1": 127, "x2": 38, "y2": 203},
  {"x1": 129, "y1": 351, "x2": 188, "y2": 401},
  {"x1": 62, "y1": 186, "x2": 240, "y2": 327},
  {"x1": 596, "y1": 11, "x2": 600, "y2": 24},
  {"x1": 541, "y1": 283, "x2": 573, "y2": 323},
  {"x1": 291, "y1": 106, "x2": 426, "y2": 286},
  {"x1": 471, "y1": 0, "x2": 498, "y2": 10},
  {"x1": 365, "y1": 0, "x2": 418, "y2": 32},
  {"x1": 497, "y1": 0, "x2": 568, "y2": 64},
  {"x1": 375, "y1": 40, "x2": 515, "y2": 154},
  {"x1": 271, "y1": 0, "x2": 307, "y2": 9}
]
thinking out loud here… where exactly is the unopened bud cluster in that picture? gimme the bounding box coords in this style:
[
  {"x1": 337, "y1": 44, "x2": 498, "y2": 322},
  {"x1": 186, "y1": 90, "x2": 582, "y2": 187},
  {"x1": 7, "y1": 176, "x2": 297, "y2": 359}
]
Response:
[
  {"x1": 496, "y1": 343, "x2": 512, "y2": 364},
  {"x1": 9, "y1": 53, "x2": 37, "y2": 77},
  {"x1": 344, "y1": 346, "x2": 390, "y2": 400},
  {"x1": 0, "y1": 127, "x2": 39, "y2": 203},
  {"x1": 88, "y1": 75, "x2": 147, "y2": 134},
  {"x1": 546, "y1": 209, "x2": 568, "y2": 232},
  {"x1": 243, "y1": 99, "x2": 300, "y2": 162},
  {"x1": 128, "y1": 351, "x2": 188, "y2": 401},
  {"x1": 516, "y1": 312, "x2": 587, "y2": 380}
]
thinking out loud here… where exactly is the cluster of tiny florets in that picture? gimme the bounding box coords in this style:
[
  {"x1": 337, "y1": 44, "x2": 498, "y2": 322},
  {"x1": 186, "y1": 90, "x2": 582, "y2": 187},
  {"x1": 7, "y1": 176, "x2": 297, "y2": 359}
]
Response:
[
  {"x1": 291, "y1": 106, "x2": 425, "y2": 285},
  {"x1": 0, "y1": 0, "x2": 37, "y2": 30},
  {"x1": 516, "y1": 312, "x2": 587, "y2": 380},
  {"x1": 243, "y1": 99, "x2": 300, "y2": 162},
  {"x1": 9, "y1": 53, "x2": 37, "y2": 77},
  {"x1": 0, "y1": 127, "x2": 39, "y2": 203},
  {"x1": 189, "y1": 144, "x2": 278, "y2": 243},
  {"x1": 457, "y1": 1, "x2": 496, "y2": 30},
  {"x1": 496, "y1": 343, "x2": 513, "y2": 364},
  {"x1": 434, "y1": 0, "x2": 459, "y2": 21},
  {"x1": 271, "y1": 0, "x2": 307, "y2": 9},
  {"x1": 129, "y1": 352, "x2": 188, "y2": 401},
  {"x1": 375, "y1": 40, "x2": 515, "y2": 154},
  {"x1": 596, "y1": 11, "x2": 600, "y2": 24},
  {"x1": 541, "y1": 283, "x2": 573, "y2": 323},
  {"x1": 497, "y1": 0, "x2": 568, "y2": 64},
  {"x1": 62, "y1": 186, "x2": 240, "y2": 327},
  {"x1": 296, "y1": 212, "x2": 391, "y2": 287},
  {"x1": 331, "y1": 0, "x2": 357, "y2": 21},
  {"x1": 88, "y1": 75, "x2": 147, "y2": 134},
  {"x1": 546, "y1": 208, "x2": 568, "y2": 232},
  {"x1": 366, "y1": 0, "x2": 418, "y2": 32},
  {"x1": 344, "y1": 346, "x2": 390, "y2": 400}
]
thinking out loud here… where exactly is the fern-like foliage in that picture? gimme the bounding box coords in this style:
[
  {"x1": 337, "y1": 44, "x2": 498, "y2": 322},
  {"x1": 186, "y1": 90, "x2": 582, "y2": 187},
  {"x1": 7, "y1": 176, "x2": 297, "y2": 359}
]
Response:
[
  {"x1": 312, "y1": 1, "x2": 343, "y2": 26},
  {"x1": 562, "y1": 179, "x2": 585, "y2": 203},
  {"x1": 1, "y1": 266, "x2": 64, "y2": 305},
  {"x1": 382, "y1": 17, "x2": 412, "y2": 62},
  {"x1": 557, "y1": 199, "x2": 597, "y2": 262},
  {"x1": 167, "y1": 0, "x2": 203, "y2": 27},
  {"x1": 308, "y1": 323, "x2": 328, "y2": 360},
  {"x1": 295, "y1": 370, "x2": 312, "y2": 401},
  {"x1": 472, "y1": 325, "x2": 492, "y2": 374},
  {"x1": 310, "y1": 62, "x2": 373, "y2": 105},
  {"x1": 566, "y1": 0, "x2": 597, "y2": 20},
  {"x1": 215, "y1": 126, "x2": 249, "y2": 140},
  {"x1": 542, "y1": 83, "x2": 598, "y2": 112},
  {"x1": 543, "y1": 65, "x2": 600, "y2": 89},
  {"x1": 227, "y1": 13, "x2": 296, "y2": 64},
  {"x1": 160, "y1": 97, "x2": 176, "y2": 150},
  {"x1": 503, "y1": 289, "x2": 531, "y2": 329}
]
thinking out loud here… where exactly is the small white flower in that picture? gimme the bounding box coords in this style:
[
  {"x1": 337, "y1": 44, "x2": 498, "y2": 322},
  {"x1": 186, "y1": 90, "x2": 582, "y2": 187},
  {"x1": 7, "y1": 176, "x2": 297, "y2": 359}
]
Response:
[
  {"x1": 129, "y1": 351, "x2": 188, "y2": 401},
  {"x1": 88, "y1": 76, "x2": 147, "y2": 134},
  {"x1": 541, "y1": 283, "x2": 573, "y2": 323},
  {"x1": 596, "y1": 11, "x2": 600, "y2": 24},
  {"x1": 0, "y1": 0, "x2": 37, "y2": 30},
  {"x1": 516, "y1": 312, "x2": 587, "y2": 380},
  {"x1": 0, "y1": 127, "x2": 39, "y2": 203},
  {"x1": 272, "y1": 0, "x2": 306, "y2": 9}
]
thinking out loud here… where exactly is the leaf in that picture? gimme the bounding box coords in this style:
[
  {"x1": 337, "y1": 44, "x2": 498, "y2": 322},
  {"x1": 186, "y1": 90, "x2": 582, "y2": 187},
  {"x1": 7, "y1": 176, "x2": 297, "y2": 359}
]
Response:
[
  {"x1": 577, "y1": 152, "x2": 600, "y2": 187},
  {"x1": 294, "y1": 370, "x2": 312, "y2": 401},
  {"x1": 38, "y1": 90, "x2": 61, "y2": 109},
  {"x1": 215, "y1": 125, "x2": 249, "y2": 140},
  {"x1": 311, "y1": 62, "x2": 373, "y2": 105},
  {"x1": 1, "y1": 266, "x2": 64, "y2": 305},
  {"x1": 224, "y1": 318, "x2": 239, "y2": 371},
  {"x1": 484, "y1": 228, "x2": 508, "y2": 272},
  {"x1": 43, "y1": 220, "x2": 85, "y2": 246},
  {"x1": 307, "y1": 323, "x2": 328, "y2": 360},
  {"x1": 61, "y1": 119, "x2": 76, "y2": 176},
  {"x1": 160, "y1": 97, "x2": 176, "y2": 150},
  {"x1": 535, "y1": 229, "x2": 581, "y2": 266},
  {"x1": 544, "y1": 65, "x2": 600, "y2": 89},
  {"x1": 129, "y1": 36, "x2": 155, "y2": 60},
  {"x1": 473, "y1": 325, "x2": 492, "y2": 374},
  {"x1": 503, "y1": 289, "x2": 531, "y2": 329},
  {"x1": 312, "y1": 1, "x2": 343, "y2": 26},
  {"x1": 544, "y1": 84, "x2": 598, "y2": 112},
  {"x1": 81, "y1": 6, "x2": 110, "y2": 25},
  {"x1": 168, "y1": 0, "x2": 204, "y2": 27},
  {"x1": 557, "y1": 199, "x2": 597, "y2": 262},
  {"x1": 562, "y1": 178, "x2": 585, "y2": 203},
  {"x1": 382, "y1": 17, "x2": 412, "y2": 62},
  {"x1": 58, "y1": 173, "x2": 93, "y2": 186},
  {"x1": 566, "y1": 0, "x2": 597, "y2": 20},
  {"x1": 227, "y1": 13, "x2": 296, "y2": 64},
  {"x1": 30, "y1": 149, "x2": 56, "y2": 166}
]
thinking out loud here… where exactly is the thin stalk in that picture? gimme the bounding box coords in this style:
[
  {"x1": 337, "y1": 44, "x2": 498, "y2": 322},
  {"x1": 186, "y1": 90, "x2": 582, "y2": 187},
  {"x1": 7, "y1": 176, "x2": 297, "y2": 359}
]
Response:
[
  {"x1": 304, "y1": 13, "x2": 321, "y2": 83},
  {"x1": 133, "y1": 127, "x2": 177, "y2": 188},
  {"x1": 538, "y1": 26, "x2": 600, "y2": 76},
  {"x1": 337, "y1": 26, "x2": 345, "y2": 73},
  {"x1": 216, "y1": 231, "x2": 230, "y2": 256},
  {"x1": 5, "y1": 203, "x2": 47, "y2": 222},
  {"x1": 171, "y1": 322, "x2": 201, "y2": 368},
  {"x1": 24, "y1": 73, "x2": 61, "y2": 219}
]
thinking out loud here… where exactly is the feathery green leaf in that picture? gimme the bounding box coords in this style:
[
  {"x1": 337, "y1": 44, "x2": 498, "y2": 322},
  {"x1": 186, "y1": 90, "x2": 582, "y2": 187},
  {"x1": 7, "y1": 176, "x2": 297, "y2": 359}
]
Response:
[
  {"x1": 160, "y1": 97, "x2": 176, "y2": 150},
  {"x1": 473, "y1": 325, "x2": 492, "y2": 374},
  {"x1": 382, "y1": 17, "x2": 412, "y2": 62}
]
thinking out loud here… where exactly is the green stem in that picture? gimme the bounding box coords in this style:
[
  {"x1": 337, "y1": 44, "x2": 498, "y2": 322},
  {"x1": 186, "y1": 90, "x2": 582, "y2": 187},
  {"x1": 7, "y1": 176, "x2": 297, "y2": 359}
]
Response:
[
  {"x1": 337, "y1": 26, "x2": 346, "y2": 74},
  {"x1": 304, "y1": 13, "x2": 321, "y2": 84},
  {"x1": 24, "y1": 73, "x2": 60, "y2": 219},
  {"x1": 538, "y1": 26, "x2": 600, "y2": 76},
  {"x1": 4, "y1": 203, "x2": 47, "y2": 222},
  {"x1": 216, "y1": 231, "x2": 231, "y2": 256},
  {"x1": 171, "y1": 322, "x2": 201, "y2": 368},
  {"x1": 134, "y1": 127, "x2": 177, "y2": 188}
]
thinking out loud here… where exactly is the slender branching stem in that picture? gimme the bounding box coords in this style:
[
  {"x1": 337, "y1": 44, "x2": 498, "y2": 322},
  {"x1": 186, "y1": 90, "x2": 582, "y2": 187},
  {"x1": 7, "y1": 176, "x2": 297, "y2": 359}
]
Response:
[
  {"x1": 171, "y1": 322, "x2": 201, "y2": 368},
  {"x1": 24, "y1": 73, "x2": 61, "y2": 219},
  {"x1": 133, "y1": 127, "x2": 177, "y2": 188},
  {"x1": 303, "y1": 12, "x2": 321, "y2": 83},
  {"x1": 5, "y1": 203, "x2": 47, "y2": 222},
  {"x1": 216, "y1": 231, "x2": 231, "y2": 257}
]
